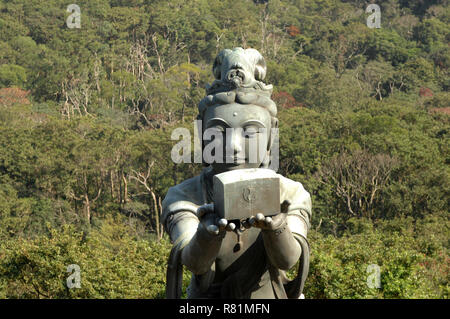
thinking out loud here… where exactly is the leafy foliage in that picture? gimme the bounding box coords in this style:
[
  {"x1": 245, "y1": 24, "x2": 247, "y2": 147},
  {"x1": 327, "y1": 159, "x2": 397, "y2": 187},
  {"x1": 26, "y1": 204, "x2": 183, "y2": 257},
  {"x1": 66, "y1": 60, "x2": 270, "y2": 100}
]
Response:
[{"x1": 0, "y1": 0, "x2": 448, "y2": 298}]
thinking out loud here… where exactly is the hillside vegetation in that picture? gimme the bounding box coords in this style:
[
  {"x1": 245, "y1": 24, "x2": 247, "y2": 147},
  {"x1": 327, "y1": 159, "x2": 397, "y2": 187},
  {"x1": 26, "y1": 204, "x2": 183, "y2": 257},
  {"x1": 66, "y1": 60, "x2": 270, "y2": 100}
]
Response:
[{"x1": 0, "y1": 0, "x2": 448, "y2": 298}]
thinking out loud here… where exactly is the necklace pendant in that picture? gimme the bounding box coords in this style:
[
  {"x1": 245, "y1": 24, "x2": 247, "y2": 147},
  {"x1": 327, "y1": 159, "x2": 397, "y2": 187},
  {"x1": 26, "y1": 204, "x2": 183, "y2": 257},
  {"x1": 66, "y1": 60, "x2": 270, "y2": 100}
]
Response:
[{"x1": 233, "y1": 228, "x2": 243, "y2": 252}]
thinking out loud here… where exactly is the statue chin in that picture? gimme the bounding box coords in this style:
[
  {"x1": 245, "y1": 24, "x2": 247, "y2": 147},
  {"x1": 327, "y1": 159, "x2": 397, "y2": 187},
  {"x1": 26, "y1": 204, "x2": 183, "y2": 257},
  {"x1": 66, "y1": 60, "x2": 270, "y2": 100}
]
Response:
[{"x1": 211, "y1": 162, "x2": 261, "y2": 174}]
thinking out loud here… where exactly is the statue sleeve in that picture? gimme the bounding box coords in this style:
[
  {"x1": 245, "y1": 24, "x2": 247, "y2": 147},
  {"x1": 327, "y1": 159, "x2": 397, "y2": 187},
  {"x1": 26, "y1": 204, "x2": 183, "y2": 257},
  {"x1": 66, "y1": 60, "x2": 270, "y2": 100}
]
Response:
[
  {"x1": 162, "y1": 179, "x2": 204, "y2": 299},
  {"x1": 279, "y1": 176, "x2": 312, "y2": 239},
  {"x1": 162, "y1": 195, "x2": 199, "y2": 245},
  {"x1": 161, "y1": 174, "x2": 206, "y2": 244},
  {"x1": 277, "y1": 176, "x2": 312, "y2": 299}
]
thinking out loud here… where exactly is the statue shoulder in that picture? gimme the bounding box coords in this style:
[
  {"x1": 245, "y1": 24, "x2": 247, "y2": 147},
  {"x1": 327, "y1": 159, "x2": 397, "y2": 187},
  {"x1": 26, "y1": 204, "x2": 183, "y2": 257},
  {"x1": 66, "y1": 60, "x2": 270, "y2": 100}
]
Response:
[
  {"x1": 277, "y1": 174, "x2": 312, "y2": 219},
  {"x1": 164, "y1": 175, "x2": 203, "y2": 203},
  {"x1": 161, "y1": 172, "x2": 206, "y2": 226}
]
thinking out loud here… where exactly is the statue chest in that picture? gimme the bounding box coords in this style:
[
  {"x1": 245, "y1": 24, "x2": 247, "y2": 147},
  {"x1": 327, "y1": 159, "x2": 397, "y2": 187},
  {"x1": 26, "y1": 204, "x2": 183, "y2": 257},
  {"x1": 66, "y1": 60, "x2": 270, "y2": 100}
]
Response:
[{"x1": 215, "y1": 227, "x2": 262, "y2": 274}]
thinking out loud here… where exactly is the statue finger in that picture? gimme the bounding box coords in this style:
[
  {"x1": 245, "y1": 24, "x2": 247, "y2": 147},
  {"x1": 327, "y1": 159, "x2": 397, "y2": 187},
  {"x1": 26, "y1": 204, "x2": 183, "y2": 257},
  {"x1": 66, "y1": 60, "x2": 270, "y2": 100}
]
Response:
[
  {"x1": 265, "y1": 216, "x2": 273, "y2": 227},
  {"x1": 206, "y1": 224, "x2": 219, "y2": 235},
  {"x1": 226, "y1": 222, "x2": 236, "y2": 232},
  {"x1": 197, "y1": 203, "x2": 214, "y2": 218},
  {"x1": 242, "y1": 219, "x2": 251, "y2": 229},
  {"x1": 256, "y1": 213, "x2": 265, "y2": 222},
  {"x1": 217, "y1": 218, "x2": 228, "y2": 231}
]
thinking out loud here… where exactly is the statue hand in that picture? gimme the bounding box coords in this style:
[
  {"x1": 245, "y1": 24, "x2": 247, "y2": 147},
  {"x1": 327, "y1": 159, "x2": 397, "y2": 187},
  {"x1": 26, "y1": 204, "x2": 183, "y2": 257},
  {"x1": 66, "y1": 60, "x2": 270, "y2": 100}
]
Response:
[
  {"x1": 246, "y1": 200, "x2": 291, "y2": 231},
  {"x1": 197, "y1": 203, "x2": 236, "y2": 236}
]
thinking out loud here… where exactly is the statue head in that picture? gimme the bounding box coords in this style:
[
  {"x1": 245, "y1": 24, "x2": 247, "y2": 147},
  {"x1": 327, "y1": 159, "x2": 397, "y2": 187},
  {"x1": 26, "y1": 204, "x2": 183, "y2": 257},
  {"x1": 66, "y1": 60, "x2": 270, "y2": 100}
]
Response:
[{"x1": 198, "y1": 48, "x2": 278, "y2": 174}]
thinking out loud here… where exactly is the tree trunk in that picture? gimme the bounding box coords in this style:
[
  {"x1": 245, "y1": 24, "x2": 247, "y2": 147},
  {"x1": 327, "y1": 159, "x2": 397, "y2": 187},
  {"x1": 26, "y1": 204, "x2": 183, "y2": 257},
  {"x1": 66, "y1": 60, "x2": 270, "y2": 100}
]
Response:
[
  {"x1": 122, "y1": 171, "x2": 128, "y2": 203},
  {"x1": 118, "y1": 170, "x2": 122, "y2": 205},
  {"x1": 158, "y1": 196, "x2": 164, "y2": 239},
  {"x1": 83, "y1": 172, "x2": 91, "y2": 225},
  {"x1": 110, "y1": 170, "x2": 115, "y2": 200},
  {"x1": 85, "y1": 193, "x2": 91, "y2": 225},
  {"x1": 150, "y1": 190, "x2": 160, "y2": 240}
]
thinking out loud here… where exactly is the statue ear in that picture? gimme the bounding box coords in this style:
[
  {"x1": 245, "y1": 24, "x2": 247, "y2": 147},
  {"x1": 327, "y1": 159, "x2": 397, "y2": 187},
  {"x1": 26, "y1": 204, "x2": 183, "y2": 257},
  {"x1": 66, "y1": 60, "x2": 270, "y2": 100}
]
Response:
[
  {"x1": 268, "y1": 117, "x2": 278, "y2": 151},
  {"x1": 196, "y1": 114, "x2": 208, "y2": 167}
]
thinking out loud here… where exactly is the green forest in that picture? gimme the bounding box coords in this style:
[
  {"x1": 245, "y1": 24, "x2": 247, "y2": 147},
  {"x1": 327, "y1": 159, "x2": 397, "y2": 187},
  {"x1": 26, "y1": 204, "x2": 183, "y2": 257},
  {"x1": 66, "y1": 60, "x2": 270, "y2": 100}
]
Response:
[{"x1": 0, "y1": 0, "x2": 448, "y2": 298}]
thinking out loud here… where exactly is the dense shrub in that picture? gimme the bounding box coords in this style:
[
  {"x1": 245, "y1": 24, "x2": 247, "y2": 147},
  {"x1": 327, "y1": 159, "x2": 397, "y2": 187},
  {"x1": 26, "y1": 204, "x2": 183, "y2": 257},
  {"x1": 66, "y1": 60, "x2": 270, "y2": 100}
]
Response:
[
  {"x1": 0, "y1": 219, "x2": 190, "y2": 298},
  {"x1": 0, "y1": 0, "x2": 448, "y2": 299},
  {"x1": 305, "y1": 215, "x2": 449, "y2": 299}
]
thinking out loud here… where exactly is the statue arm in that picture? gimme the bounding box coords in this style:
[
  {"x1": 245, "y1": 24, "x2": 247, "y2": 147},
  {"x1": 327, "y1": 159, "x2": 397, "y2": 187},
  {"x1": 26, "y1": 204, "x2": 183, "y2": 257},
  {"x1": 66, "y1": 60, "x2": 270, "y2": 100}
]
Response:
[
  {"x1": 167, "y1": 210, "x2": 224, "y2": 275},
  {"x1": 250, "y1": 204, "x2": 310, "y2": 271},
  {"x1": 261, "y1": 216, "x2": 303, "y2": 271},
  {"x1": 260, "y1": 177, "x2": 311, "y2": 271}
]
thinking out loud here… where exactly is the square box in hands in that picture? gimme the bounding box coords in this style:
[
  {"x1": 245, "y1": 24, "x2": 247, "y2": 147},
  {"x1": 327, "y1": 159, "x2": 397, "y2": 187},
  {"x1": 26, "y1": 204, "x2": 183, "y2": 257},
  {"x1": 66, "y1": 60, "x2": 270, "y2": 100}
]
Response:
[{"x1": 213, "y1": 168, "x2": 281, "y2": 225}]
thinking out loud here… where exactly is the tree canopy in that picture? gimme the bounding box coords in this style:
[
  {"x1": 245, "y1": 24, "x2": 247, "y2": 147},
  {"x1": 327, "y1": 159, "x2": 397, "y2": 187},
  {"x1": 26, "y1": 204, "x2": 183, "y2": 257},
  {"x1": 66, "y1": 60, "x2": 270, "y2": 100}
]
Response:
[{"x1": 0, "y1": 0, "x2": 448, "y2": 298}]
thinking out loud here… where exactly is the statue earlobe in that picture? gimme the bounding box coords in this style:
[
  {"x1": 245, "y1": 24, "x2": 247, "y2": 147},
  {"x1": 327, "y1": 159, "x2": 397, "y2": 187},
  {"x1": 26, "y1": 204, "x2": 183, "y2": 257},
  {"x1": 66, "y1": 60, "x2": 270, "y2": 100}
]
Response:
[
  {"x1": 272, "y1": 117, "x2": 279, "y2": 129},
  {"x1": 197, "y1": 114, "x2": 208, "y2": 167},
  {"x1": 268, "y1": 117, "x2": 278, "y2": 150}
]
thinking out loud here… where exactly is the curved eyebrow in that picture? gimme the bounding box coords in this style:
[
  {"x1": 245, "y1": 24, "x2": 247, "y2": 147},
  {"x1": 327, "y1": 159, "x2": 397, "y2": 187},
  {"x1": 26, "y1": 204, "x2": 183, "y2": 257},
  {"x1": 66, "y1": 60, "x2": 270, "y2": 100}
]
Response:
[
  {"x1": 241, "y1": 120, "x2": 266, "y2": 128},
  {"x1": 205, "y1": 118, "x2": 231, "y2": 129}
]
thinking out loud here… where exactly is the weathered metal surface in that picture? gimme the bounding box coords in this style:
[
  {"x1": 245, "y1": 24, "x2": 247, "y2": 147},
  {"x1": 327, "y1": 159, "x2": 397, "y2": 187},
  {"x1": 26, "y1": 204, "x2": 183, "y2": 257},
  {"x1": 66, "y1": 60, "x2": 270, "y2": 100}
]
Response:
[{"x1": 213, "y1": 168, "x2": 280, "y2": 224}]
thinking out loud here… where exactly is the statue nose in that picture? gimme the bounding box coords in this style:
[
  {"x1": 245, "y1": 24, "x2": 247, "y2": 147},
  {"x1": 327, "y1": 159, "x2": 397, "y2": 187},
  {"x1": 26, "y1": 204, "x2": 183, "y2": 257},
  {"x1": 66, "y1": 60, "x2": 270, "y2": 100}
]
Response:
[{"x1": 227, "y1": 129, "x2": 244, "y2": 155}]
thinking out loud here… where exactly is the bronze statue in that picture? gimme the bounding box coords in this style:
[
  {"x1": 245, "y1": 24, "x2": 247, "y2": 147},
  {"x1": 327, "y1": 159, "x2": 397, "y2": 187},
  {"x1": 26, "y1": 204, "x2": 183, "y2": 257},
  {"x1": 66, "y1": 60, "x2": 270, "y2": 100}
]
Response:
[{"x1": 162, "y1": 48, "x2": 312, "y2": 299}]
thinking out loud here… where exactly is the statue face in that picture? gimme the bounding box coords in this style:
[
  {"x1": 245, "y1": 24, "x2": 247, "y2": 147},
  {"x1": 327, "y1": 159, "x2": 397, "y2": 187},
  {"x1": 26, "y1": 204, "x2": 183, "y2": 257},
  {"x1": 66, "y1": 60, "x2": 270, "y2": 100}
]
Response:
[{"x1": 202, "y1": 103, "x2": 272, "y2": 174}]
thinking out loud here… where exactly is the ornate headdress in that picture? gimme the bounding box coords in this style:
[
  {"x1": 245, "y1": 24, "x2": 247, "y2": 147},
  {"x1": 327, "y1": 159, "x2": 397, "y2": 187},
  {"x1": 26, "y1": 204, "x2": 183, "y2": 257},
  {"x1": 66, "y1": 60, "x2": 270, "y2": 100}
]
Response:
[
  {"x1": 197, "y1": 48, "x2": 279, "y2": 169},
  {"x1": 197, "y1": 47, "x2": 277, "y2": 120}
]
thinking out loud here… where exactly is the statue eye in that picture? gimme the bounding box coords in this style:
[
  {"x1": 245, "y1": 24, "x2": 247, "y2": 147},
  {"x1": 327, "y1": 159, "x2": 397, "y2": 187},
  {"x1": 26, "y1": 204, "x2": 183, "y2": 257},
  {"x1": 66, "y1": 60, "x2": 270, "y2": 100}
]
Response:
[
  {"x1": 204, "y1": 125, "x2": 225, "y2": 143},
  {"x1": 244, "y1": 126, "x2": 259, "y2": 138},
  {"x1": 210, "y1": 126, "x2": 225, "y2": 134}
]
